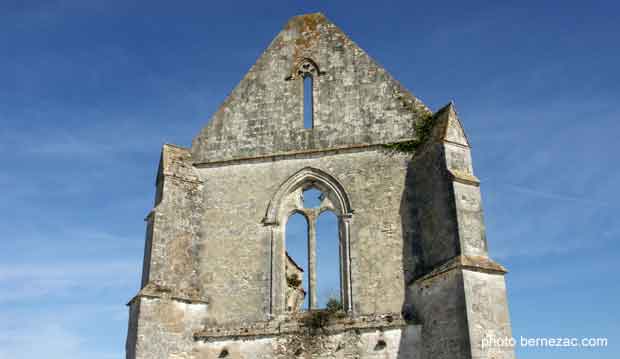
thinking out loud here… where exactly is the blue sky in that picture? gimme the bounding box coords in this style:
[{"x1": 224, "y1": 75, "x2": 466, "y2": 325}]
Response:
[{"x1": 0, "y1": 1, "x2": 618, "y2": 358}]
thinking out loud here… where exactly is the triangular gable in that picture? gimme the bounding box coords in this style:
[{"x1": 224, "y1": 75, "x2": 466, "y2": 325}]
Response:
[
  {"x1": 191, "y1": 13, "x2": 430, "y2": 163},
  {"x1": 431, "y1": 102, "x2": 470, "y2": 147}
]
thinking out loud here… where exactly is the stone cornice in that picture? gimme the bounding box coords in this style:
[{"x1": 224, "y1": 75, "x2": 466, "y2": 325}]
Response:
[
  {"x1": 192, "y1": 141, "x2": 413, "y2": 169},
  {"x1": 448, "y1": 169, "x2": 480, "y2": 187},
  {"x1": 414, "y1": 255, "x2": 508, "y2": 284}
]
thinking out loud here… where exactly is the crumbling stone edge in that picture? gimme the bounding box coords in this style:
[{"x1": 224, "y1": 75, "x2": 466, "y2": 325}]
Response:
[
  {"x1": 193, "y1": 313, "x2": 413, "y2": 342},
  {"x1": 127, "y1": 282, "x2": 209, "y2": 306}
]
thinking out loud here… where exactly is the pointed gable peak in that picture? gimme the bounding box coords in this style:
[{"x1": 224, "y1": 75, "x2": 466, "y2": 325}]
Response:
[
  {"x1": 286, "y1": 12, "x2": 328, "y2": 26},
  {"x1": 431, "y1": 102, "x2": 470, "y2": 147},
  {"x1": 283, "y1": 12, "x2": 332, "y2": 37},
  {"x1": 280, "y1": 12, "x2": 343, "y2": 65}
]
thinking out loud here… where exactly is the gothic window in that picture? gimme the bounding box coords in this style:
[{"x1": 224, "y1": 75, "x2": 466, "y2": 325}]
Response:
[
  {"x1": 288, "y1": 58, "x2": 322, "y2": 130},
  {"x1": 295, "y1": 58, "x2": 320, "y2": 78},
  {"x1": 284, "y1": 188, "x2": 342, "y2": 311},
  {"x1": 264, "y1": 167, "x2": 353, "y2": 315},
  {"x1": 303, "y1": 75, "x2": 313, "y2": 129}
]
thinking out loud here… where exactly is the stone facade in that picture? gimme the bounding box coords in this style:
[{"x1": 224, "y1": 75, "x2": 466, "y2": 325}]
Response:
[{"x1": 125, "y1": 13, "x2": 515, "y2": 359}]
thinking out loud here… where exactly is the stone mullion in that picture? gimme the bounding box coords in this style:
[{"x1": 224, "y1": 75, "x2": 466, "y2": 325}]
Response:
[
  {"x1": 341, "y1": 214, "x2": 353, "y2": 313},
  {"x1": 307, "y1": 210, "x2": 318, "y2": 310}
]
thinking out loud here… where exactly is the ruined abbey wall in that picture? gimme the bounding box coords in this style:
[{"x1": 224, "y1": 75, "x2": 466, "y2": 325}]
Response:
[{"x1": 125, "y1": 13, "x2": 515, "y2": 359}]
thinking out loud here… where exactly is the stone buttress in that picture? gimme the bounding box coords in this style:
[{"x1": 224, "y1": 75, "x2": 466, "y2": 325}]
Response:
[{"x1": 409, "y1": 104, "x2": 514, "y2": 359}]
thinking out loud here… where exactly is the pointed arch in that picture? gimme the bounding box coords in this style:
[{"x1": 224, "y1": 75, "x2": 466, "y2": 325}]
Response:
[
  {"x1": 286, "y1": 57, "x2": 324, "y2": 81},
  {"x1": 263, "y1": 167, "x2": 353, "y2": 225},
  {"x1": 263, "y1": 167, "x2": 354, "y2": 315}
]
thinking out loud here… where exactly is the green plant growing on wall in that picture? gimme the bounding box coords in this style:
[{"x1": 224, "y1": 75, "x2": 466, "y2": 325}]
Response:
[
  {"x1": 287, "y1": 273, "x2": 302, "y2": 288},
  {"x1": 302, "y1": 310, "x2": 331, "y2": 334},
  {"x1": 383, "y1": 110, "x2": 435, "y2": 154},
  {"x1": 301, "y1": 296, "x2": 346, "y2": 335},
  {"x1": 325, "y1": 297, "x2": 343, "y2": 313}
]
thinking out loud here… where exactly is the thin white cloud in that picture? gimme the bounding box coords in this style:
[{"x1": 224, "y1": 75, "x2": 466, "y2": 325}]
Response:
[
  {"x1": 0, "y1": 324, "x2": 83, "y2": 359},
  {"x1": 0, "y1": 314, "x2": 121, "y2": 359},
  {"x1": 1, "y1": 125, "x2": 158, "y2": 158},
  {"x1": 501, "y1": 183, "x2": 612, "y2": 207},
  {"x1": 0, "y1": 261, "x2": 137, "y2": 303},
  {"x1": 0, "y1": 261, "x2": 136, "y2": 281},
  {"x1": 486, "y1": 196, "x2": 617, "y2": 260},
  {"x1": 507, "y1": 256, "x2": 616, "y2": 292}
]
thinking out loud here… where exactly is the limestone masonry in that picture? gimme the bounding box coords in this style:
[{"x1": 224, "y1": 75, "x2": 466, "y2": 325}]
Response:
[{"x1": 125, "y1": 13, "x2": 515, "y2": 359}]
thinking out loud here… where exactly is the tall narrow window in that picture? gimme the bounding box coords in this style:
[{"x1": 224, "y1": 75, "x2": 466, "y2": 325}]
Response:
[
  {"x1": 316, "y1": 210, "x2": 340, "y2": 308},
  {"x1": 264, "y1": 167, "x2": 354, "y2": 315},
  {"x1": 285, "y1": 213, "x2": 309, "y2": 311},
  {"x1": 284, "y1": 187, "x2": 343, "y2": 312},
  {"x1": 303, "y1": 75, "x2": 313, "y2": 129}
]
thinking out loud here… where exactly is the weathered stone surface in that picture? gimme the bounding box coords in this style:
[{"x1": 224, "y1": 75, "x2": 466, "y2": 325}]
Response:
[
  {"x1": 191, "y1": 13, "x2": 429, "y2": 164},
  {"x1": 195, "y1": 149, "x2": 412, "y2": 323},
  {"x1": 463, "y1": 270, "x2": 514, "y2": 359},
  {"x1": 125, "y1": 13, "x2": 515, "y2": 359}
]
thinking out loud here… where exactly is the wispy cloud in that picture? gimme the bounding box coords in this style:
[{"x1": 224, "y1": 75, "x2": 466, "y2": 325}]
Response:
[
  {"x1": 463, "y1": 94, "x2": 620, "y2": 262},
  {"x1": 485, "y1": 186, "x2": 618, "y2": 259},
  {"x1": 0, "y1": 123, "x2": 163, "y2": 158},
  {"x1": 501, "y1": 183, "x2": 613, "y2": 207},
  {"x1": 0, "y1": 261, "x2": 137, "y2": 303},
  {"x1": 0, "y1": 311, "x2": 122, "y2": 359},
  {"x1": 506, "y1": 254, "x2": 616, "y2": 293}
]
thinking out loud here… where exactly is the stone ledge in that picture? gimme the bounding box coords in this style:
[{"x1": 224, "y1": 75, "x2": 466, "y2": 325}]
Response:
[
  {"x1": 127, "y1": 282, "x2": 208, "y2": 306},
  {"x1": 414, "y1": 255, "x2": 507, "y2": 284},
  {"x1": 191, "y1": 141, "x2": 414, "y2": 168},
  {"x1": 193, "y1": 313, "x2": 409, "y2": 342},
  {"x1": 448, "y1": 169, "x2": 480, "y2": 186}
]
